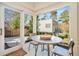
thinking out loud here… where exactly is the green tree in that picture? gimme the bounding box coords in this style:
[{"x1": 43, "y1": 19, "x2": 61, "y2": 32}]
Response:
[
  {"x1": 9, "y1": 12, "x2": 20, "y2": 30},
  {"x1": 51, "y1": 11, "x2": 57, "y2": 20},
  {"x1": 59, "y1": 10, "x2": 69, "y2": 37},
  {"x1": 60, "y1": 10, "x2": 69, "y2": 23}
]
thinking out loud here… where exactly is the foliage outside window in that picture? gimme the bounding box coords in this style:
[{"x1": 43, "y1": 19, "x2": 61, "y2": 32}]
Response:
[
  {"x1": 5, "y1": 8, "x2": 20, "y2": 37},
  {"x1": 37, "y1": 6, "x2": 69, "y2": 42},
  {"x1": 24, "y1": 14, "x2": 33, "y2": 36}
]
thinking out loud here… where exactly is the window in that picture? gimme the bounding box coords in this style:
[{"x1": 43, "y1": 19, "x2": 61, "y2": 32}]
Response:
[
  {"x1": 37, "y1": 6, "x2": 69, "y2": 42},
  {"x1": 24, "y1": 14, "x2": 33, "y2": 36},
  {"x1": 4, "y1": 8, "x2": 20, "y2": 49}
]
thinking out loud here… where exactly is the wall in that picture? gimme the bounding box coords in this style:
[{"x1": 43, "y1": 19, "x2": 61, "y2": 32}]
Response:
[
  {"x1": 0, "y1": 5, "x2": 5, "y2": 55},
  {"x1": 77, "y1": 3, "x2": 79, "y2": 55},
  {"x1": 69, "y1": 3, "x2": 78, "y2": 56}
]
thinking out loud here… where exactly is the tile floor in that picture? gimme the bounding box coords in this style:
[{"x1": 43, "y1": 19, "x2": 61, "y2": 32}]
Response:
[{"x1": 23, "y1": 42, "x2": 53, "y2": 56}]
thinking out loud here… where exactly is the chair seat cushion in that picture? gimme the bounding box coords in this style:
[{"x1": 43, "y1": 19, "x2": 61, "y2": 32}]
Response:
[{"x1": 53, "y1": 46, "x2": 70, "y2": 56}]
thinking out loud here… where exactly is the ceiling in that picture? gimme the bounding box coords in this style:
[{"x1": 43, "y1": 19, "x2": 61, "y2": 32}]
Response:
[
  {"x1": 19, "y1": 2, "x2": 57, "y2": 11},
  {"x1": 3, "y1": 2, "x2": 57, "y2": 12}
]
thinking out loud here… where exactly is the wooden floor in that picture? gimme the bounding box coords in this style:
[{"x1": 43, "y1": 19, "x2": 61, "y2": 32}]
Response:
[{"x1": 6, "y1": 48, "x2": 27, "y2": 56}]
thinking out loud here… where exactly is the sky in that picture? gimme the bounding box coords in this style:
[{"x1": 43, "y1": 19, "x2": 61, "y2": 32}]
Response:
[
  {"x1": 38, "y1": 6, "x2": 69, "y2": 21},
  {"x1": 5, "y1": 8, "x2": 19, "y2": 22},
  {"x1": 24, "y1": 14, "x2": 32, "y2": 26},
  {"x1": 56, "y1": 6, "x2": 69, "y2": 24},
  {"x1": 57, "y1": 6, "x2": 69, "y2": 16}
]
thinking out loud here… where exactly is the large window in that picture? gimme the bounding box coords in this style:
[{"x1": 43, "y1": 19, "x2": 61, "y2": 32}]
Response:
[
  {"x1": 4, "y1": 8, "x2": 20, "y2": 49},
  {"x1": 56, "y1": 6, "x2": 69, "y2": 40},
  {"x1": 37, "y1": 6, "x2": 69, "y2": 42},
  {"x1": 24, "y1": 14, "x2": 33, "y2": 36}
]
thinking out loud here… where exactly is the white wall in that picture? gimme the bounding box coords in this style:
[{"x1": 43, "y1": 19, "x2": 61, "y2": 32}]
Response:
[
  {"x1": 0, "y1": 5, "x2": 5, "y2": 54},
  {"x1": 69, "y1": 3, "x2": 78, "y2": 56},
  {"x1": 77, "y1": 3, "x2": 79, "y2": 55}
]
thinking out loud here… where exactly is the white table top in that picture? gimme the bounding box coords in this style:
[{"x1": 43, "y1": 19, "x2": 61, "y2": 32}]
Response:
[{"x1": 31, "y1": 35, "x2": 62, "y2": 44}]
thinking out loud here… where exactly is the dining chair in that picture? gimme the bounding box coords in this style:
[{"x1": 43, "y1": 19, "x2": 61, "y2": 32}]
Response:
[
  {"x1": 28, "y1": 33, "x2": 39, "y2": 56},
  {"x1": 52, "y1": 39, "x2": 74, "y2": 56}
]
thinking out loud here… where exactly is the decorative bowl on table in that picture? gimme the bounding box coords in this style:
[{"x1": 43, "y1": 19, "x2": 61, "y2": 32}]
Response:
[{"x1": 40, "y1": 35, "x2": 52, "y2": 41}]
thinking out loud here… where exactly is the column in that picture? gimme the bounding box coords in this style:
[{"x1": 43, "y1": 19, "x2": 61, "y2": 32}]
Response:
[{"x1": 33, "y1": 14, "x2": 37, "y2": 34}]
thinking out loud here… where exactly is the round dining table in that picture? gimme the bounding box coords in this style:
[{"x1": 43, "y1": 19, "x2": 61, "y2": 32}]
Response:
[{"x1": 31, "y1": 35, "x2": 63, "y2": 56}]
